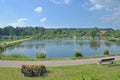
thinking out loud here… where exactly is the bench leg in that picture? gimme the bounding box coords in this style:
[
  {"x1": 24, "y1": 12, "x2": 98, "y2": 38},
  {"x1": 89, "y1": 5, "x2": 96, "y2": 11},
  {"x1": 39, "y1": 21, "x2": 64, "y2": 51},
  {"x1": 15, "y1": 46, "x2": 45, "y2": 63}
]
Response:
[
  {"x1": 111, "y1": 61, "x2": 114, "y2": 64},
  {"x1": 99, "y1": 61, "x2": 102, "y2": 64}
]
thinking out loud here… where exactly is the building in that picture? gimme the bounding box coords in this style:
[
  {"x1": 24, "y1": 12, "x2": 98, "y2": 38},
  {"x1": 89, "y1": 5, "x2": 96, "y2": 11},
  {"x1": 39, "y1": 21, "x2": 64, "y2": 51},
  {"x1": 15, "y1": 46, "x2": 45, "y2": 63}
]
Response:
[{"x1": 99, "y1": 30, "x2": 107, "y2": 35}]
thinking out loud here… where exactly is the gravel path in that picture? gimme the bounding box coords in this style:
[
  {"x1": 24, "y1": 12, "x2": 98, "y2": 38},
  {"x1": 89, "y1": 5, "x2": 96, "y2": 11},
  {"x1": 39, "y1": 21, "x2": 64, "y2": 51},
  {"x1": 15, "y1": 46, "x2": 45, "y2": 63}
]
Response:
[{"x1": 0, "y1": 56, "x2": 120, "y2": 67}]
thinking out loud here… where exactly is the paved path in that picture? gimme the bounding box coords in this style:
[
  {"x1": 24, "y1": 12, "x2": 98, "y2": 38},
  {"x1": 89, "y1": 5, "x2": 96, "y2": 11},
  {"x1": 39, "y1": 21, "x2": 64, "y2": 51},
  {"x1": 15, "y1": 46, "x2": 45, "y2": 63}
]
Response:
[{"x1": 0, "y1": 56, "x2": 120, "y2": 67}]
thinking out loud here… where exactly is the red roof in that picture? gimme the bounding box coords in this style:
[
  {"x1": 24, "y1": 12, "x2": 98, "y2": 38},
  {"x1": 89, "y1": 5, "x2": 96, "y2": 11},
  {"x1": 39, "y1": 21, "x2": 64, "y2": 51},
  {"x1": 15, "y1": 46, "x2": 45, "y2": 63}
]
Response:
[{"x1": 99, "y1": 30, "x2": 107, "y2": 35}]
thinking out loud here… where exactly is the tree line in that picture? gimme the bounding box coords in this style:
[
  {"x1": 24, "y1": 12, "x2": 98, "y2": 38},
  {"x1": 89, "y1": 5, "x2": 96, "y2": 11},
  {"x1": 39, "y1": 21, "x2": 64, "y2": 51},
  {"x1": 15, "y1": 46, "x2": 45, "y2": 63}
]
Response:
[{"x1": 0, "y1": 26, "x2": 120, "y2": 40}]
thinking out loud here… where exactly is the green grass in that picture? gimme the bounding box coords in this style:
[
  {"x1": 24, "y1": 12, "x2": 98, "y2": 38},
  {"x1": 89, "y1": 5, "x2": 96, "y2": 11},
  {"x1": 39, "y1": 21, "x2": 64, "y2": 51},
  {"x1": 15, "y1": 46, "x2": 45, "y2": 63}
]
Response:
[
  {"x1": 1, "y1": 54, "x2": 120, "y2": 61},
  {"x1": 2, "y1": 54, "x2": 31, "y2": 60},
  {"x1": 0, "y1": 38, "x2": 32, "y2": 49},
  {"x1": 0, "y1": 61, "x2": 120, "y2": 80}
]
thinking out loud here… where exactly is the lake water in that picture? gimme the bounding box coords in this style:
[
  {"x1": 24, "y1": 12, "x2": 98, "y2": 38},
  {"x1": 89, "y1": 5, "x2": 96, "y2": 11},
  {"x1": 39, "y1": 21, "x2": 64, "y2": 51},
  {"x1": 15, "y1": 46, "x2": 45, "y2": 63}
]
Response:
[{"x1": 3, "y1": 39, "x2": 120, "y2": 58}]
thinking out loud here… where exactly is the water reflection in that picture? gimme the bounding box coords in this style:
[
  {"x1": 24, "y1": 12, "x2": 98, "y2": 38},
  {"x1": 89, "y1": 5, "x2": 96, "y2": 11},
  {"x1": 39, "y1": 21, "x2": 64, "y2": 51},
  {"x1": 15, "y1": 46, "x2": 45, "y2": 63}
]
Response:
[
  {"x1": 3, "y1": 39, "x2": 120, "y2": 58},
  {"x1": 105, "y1": 42, "x2": 112, "y2": 47},
  {"x1": 116, "y1": 40, "x2": 120, "y2": 47},
  {"x1": 89, "y1": 41, "x2": 99, "y2": 50}
]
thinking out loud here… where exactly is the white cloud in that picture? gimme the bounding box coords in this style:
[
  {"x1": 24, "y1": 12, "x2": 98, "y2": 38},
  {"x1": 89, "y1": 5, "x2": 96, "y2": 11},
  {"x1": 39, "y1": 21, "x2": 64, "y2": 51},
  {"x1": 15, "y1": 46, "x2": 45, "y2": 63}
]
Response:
[
  {"x1": 102, "y1": 8, "x2": 120, "y2": 24},
  {"x1": 87, "y1": 0, "x2": 120, "y2": 26},
  {"x1": 64, "y1": 0, "x2": 70, "y2": 4},
  {"x1": 89, "y1": 4, "x2": 104, "y2": 11},
  {"x1": 7, "y1": 18, "x2": 28, "y2": 27},
  {"x1": 89, "y1": 0, "x2": 120, "y2": 11},
  {"x1": 81, "y1": 2, "x2": 90, "y2": 9},
  {"x1": 40, "y1": 17, "x2": 47, "y2": 23},
  {"x1": 89, "y1": 0, "x2": 96, "y2": 4},
  {"x1": 17, "y1": 18, "x2": 28, "y2": 23},
  {"x1": 49, "y1": 0, "x2": 70, "y2": 5},
  {"x1": 34, "y1": 7, "x2": 43, "y2": 13},
  {"x1": 49, "y1": 0, "x2": 60, "y2": 4}
]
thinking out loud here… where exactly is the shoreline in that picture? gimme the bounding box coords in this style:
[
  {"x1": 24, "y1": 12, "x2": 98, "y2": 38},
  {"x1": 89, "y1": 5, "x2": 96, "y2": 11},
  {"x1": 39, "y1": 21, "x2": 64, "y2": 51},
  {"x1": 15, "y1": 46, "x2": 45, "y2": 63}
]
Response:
[{"x1": 0, "y1": 38, "x2": 32, "y2": 51}]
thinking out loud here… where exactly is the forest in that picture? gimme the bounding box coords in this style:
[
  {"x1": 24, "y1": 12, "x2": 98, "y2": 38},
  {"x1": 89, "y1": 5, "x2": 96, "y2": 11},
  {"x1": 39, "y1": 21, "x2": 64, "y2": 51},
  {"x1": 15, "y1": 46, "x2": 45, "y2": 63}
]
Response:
[{"x1": 0, "y1": 26, "x2": 120, "y2": 40}]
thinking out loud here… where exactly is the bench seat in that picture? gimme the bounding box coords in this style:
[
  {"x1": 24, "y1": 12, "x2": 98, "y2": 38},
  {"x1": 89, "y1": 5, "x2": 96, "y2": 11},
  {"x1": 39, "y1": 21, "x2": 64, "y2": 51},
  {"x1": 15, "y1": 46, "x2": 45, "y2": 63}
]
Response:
[{"x1": 99, "y1": 58, "x2": 115, "y2": 65}]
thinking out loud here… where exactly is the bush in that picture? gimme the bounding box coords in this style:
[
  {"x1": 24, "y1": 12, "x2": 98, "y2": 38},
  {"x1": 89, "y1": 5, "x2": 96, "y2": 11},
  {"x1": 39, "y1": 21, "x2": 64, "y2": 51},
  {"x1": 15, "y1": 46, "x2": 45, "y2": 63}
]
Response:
[
  {"x1": 36, "y1": 50, "x2": 47, "y2": 58},
  {"x1": 0, "y1": 54, "x2": 4, "y2": 59},
  {"x1": 0, "y1": 46, "x2": 4, "y2": 51},
  {"x1": 103, "y1": 49, "x2": 109, "y2": 55},
  {"x1": 74, "y1": 49, "x2": 82, "y2": 57}
]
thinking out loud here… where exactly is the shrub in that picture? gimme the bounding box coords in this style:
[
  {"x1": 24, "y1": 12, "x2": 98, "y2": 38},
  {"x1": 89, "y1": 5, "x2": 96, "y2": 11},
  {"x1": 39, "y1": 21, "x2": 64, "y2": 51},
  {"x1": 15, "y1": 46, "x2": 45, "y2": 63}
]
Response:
[
  {"x1": 74, "y1": 49, "x2": 82, "y2": 57},
  {"x1": 0, "y1": 54, "x2": 4, "y2": 59},
  {"x1": 0, "y1": 46, "x2": 4, "y2": 51},
  {"x1": 36, "y1": 50, "x2": 47, "y2": 58},
  {"x1": 103, "y1": 49, "x2": 109, "y2": 55}
]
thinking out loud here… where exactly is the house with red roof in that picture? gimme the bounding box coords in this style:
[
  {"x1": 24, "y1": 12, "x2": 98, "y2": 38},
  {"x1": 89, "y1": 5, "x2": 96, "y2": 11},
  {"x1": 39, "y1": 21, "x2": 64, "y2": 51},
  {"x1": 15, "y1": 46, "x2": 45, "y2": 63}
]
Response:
[{"x1": 99, "y1": 30, "x2": 107, "y2": 35}]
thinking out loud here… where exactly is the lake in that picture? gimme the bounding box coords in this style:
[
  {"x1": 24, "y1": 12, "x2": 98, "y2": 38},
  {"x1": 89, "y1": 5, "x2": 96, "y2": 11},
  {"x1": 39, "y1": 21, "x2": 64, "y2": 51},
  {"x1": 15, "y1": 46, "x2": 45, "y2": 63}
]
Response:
[{"x1": 3, "y1": 39, "x2": 120, "y2": 58}]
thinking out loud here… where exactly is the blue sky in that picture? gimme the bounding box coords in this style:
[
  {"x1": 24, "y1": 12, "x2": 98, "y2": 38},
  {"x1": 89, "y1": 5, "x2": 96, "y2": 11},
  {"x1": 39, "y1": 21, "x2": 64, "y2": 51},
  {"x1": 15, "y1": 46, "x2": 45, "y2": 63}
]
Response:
[{"x1": 0, "y1": 0, "x2": 120, "y2": 29}]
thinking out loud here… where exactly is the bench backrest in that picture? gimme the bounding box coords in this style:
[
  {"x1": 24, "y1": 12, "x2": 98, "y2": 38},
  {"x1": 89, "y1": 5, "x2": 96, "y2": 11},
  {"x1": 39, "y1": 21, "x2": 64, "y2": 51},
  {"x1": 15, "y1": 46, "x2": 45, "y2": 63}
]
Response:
[{"x1": 101, "y1": 58, "x2": 115, "y2": 62}]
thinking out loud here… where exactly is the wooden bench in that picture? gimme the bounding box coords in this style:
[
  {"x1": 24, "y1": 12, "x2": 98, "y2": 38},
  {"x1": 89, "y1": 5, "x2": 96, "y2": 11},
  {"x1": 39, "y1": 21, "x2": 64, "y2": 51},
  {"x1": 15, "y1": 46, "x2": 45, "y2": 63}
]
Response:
[{"x1": 99, "y1": 58, "x2": 115, "y2": 65}]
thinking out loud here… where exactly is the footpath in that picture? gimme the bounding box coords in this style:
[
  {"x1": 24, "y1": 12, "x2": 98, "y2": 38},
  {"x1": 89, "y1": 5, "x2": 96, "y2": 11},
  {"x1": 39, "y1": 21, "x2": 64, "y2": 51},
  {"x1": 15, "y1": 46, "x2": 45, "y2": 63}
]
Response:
[{"x1": 0, "y1": 56, "x2": 120, "y2": 67}]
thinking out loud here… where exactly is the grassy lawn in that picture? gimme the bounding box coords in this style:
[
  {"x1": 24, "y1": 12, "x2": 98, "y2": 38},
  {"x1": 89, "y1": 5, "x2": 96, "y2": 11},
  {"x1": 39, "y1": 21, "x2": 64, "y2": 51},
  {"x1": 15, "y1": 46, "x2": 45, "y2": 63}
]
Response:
[{"x1": 0, "y1": 61, "x2": 120, "y2": 80}]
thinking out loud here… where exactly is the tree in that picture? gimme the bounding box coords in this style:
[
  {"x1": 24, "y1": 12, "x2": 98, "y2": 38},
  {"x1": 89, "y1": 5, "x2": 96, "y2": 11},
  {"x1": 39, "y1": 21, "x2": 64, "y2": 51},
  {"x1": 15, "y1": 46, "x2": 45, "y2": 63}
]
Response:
[
  {"x1": 0, "y1": 28, "x2": 2, "y2": 35},
  {"x1": 88, "y1": 27, "x2": 98, "y2": 39},
  {"x1": 113, "y1": 30, "x2": 120, "y2": 38},
  {"x1": 3, "y1": 26, "x2": 15, "y2": 35}
]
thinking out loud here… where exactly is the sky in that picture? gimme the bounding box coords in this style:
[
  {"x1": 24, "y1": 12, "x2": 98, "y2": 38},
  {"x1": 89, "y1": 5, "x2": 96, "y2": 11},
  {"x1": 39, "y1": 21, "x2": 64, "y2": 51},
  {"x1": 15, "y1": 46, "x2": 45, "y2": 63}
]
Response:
[{"x1": 0, "y1": 0, "x2": 120, "y2": 29}]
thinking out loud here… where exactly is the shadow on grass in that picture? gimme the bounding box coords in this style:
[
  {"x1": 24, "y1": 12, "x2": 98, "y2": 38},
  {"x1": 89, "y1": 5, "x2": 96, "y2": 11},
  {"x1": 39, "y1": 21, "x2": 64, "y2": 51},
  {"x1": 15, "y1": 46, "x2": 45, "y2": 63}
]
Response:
[
  {"x1": 41, "y1": 70, "x2": 51, "y2": 78},
  {"x1": 101, "y1": 63, "x2": 120, "y2": 67},
  {"x1": 22, "y1": 70, "x2": 51, "y2": 78},
  {"x1": 108, "y1": 64, "x2": 120, "y2": 67}
]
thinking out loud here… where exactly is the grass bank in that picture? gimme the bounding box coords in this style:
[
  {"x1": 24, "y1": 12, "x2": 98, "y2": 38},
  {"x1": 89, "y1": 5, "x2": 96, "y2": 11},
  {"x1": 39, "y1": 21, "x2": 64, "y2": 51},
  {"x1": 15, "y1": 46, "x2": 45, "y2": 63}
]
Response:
[
  {"x1": 0, "y1": 38, "x2": 32, "y2": 48},
  {"x1": 1, "y1": 53, "x2": 120, "y2": 61},
  {"x1": 0, "y1": 38, "x2": 32, "y2": 51},
  {"x1": 0, "y1": 61, "x2": 120, "y2": 80}
]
